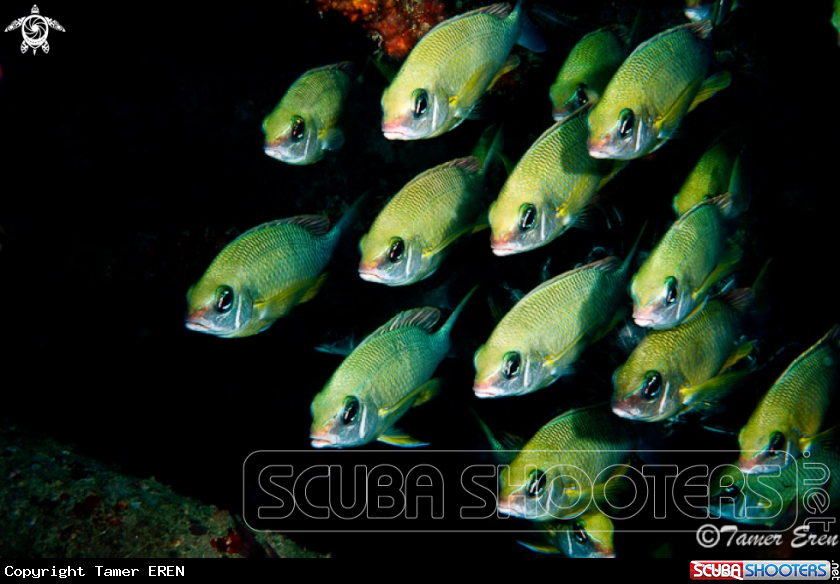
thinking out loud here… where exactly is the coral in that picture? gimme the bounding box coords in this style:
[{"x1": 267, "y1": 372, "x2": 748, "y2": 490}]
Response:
[
  {"x1": 0, "y1": 423, "x2": 325, "y2": 558},
  {"x1": 311, "y1": 0, "x2": 449, "y2": 58}
]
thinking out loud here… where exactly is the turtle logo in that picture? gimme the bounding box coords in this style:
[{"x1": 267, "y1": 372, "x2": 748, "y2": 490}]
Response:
[{"x1": 5, "y1": 5, "x2": 65, "y2": 55}]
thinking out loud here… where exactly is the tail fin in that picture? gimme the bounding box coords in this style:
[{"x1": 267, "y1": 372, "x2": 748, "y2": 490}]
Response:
[
  {"x1": 438, "y1": 284, "x2": 479, "y2": 339},
  {"x1": 471, "y1": 123, "x2": 505, "y2": 176}
]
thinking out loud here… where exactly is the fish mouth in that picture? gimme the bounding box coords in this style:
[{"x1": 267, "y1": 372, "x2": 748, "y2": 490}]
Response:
[
  {"x1": 185, "y1": 320, "x2": 210, "y2": 332},
  {"x1": 359, "y1": 269, "x2": 384, "y2": 283},
  {"x1": 587, "y1": 137, "x2": 614, "y2": 159},
  {"x1": 632, "y1": 315, "x2": 657, "y2": 328},
  {"x1": 612, "y1": 403, "x2": 641, "y2": 420},
  {"x1": 473, "y1": 384, "x2": 504, "y2": 399},
  {"x1": 310, "y1": 432, "x2": 337, "y2": 449},
  {"x1": 490, "y1": 243, "x2": 520, "y2": 257}
]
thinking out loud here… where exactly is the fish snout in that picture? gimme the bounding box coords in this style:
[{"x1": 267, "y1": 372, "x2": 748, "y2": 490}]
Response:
[
  {"x1": 382, "y1": 118, "x2": 411, "y2": 141},
  {"x1": 310, "y1": 430, "x2": 337, "y2": 449},
  {"x1": 611, "y1": 399, "x2": 641, "y2": 420},
  {"x1": 587, "y1": 136, "x2": 613, "y2": 159},
  {"x1": 473, "y1": 380, "x2": 503, "y2": 399},
  {"x1": 358, "y1": 262, "x2": 384, "y2": 283},
  {"x1": 490, "y1": 232, "x2": 518, "y2": 257}
]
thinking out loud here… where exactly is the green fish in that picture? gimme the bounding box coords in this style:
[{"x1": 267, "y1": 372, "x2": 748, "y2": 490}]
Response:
[
  {"x1": 587, "y1": 21, "x2": 731, "y2": 160},
  {"x1": 672, "y1": 126, "x2": 749, "y2": 216},
  {"x1": 710, "y1": 427, "x2": 840, "y2": 526},
  {"x1": 630, "y1": 194, "x2": 740, "y2": 330},
  {"x1": 518, "y1": 509, "x2": 616, "y2": 557},
  {"x1": 738, "y1": 324, "x2": 840, "y2": 475},
  {"x1": 497, "y1": 404, "x2": 637, "y2": 521},
  {"x1": 612, "y1": 287, "x2": 755, "y2": 422},
  {"x1": 685, "y1": 0, "x2": 739, "y2": 28},
  {"x1": 185, "y1": 200, "x2": 360, "y2": 338},
  {"x1": 488, "y1": 105, "x2": 623, "y2": 257},
  {"x1": 549, "y1": 25, "x2": 630, "y2": 122},
  {"x1": 263, "y1": 62, "x2": 354, "y2": 165},
  {"x1": 474, "y1": 230, "x2": 641, "y2": 398},
  {"x1": 309, "y1": 287, "x2": 476, "y2": 448},
  {"x1": 358, "y1": 126, "x2": 500, "y2": 286},
  {"x1": 381, "y1": 0, "x2": 544, "y2": 140}
]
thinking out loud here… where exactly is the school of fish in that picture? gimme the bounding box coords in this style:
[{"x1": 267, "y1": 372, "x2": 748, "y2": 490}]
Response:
[{"x1": 182, "y1": 0, "x2": 839, "y2": 558}]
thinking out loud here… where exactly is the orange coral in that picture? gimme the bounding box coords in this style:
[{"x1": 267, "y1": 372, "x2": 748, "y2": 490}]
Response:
[{"x1": 312, "y1": 0, "x2": 449, "y2": 58}]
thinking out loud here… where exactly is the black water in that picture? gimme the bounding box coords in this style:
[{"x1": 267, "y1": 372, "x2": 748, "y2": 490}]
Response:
[{"x1": 2, "y1": 0, "x2": 839, "y2": 559}]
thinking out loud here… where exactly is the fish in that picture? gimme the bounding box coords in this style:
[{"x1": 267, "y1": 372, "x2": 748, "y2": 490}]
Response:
[
  {"x1": 309, "y1": 286, "x2": 476, "y2": 448},
  {"x1": 672, "y1": 126, "x2": 749, "y2": 216},
  {"x1": 474, "y1": 229, "x2": 642, "y2": 398},
  {"x1": 549, "y1": 25, "x2": 630, "y2": 122},
  {"x1": 685, "y1": 0, "x2": 739, "y2": 28},
  {"x1": 612, "y1": 287, "x2": 755, "y2": 422},
  {"x1": 185, "y1": 198, "x2": 361, "y2": 338},
  {"x1": 262, "y1": 61, "x2": 354, "y2": 165},
  {"x1": 380, "y1": 1, "x2": 544, "y2": 140},
  {"x1": 738, "y1": 324, "x2": 840, "y2": 475},
  {"x1": 518, "y1": 509, "x2": 615, "y2": 557},
  {"x1": 710, "y1": 426, "x2": 840, "y2": 526},
  {"x1": 629, "y1": 194, "x2": 740, "y2": 330},
  {"x1": 587, "y1": 21, "x2": 731, "y2": 160},
  {"x1": 358, "y1": 126, "x2": 500, "y2": 285},
  {"x1": 488, "y1": 105, "x2": 623, "y2": 257},
  {"x1": 497, "y1": 404, "x2": 636, "y2": 521}
]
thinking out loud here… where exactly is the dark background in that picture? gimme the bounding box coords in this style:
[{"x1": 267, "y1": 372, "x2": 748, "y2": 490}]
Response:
[{"x1": 2, "y1": 0, "x2": 839, "y2": 558}]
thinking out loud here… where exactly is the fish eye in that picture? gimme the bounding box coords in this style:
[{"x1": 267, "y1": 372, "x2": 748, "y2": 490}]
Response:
[
  {"x1": 502, "y1": 351, "x2": 521, "y2": 380},
  {"x1": 519, "y1": 204, "x2": 537, "y2": 231},
  {"x1": 388, "y1": 237, "x2": 405, "y2": 263},
  {"x1": 572, "y1": 521, "x2": 588, "y2": 545},
  {"x1": 342, "y1": 396, "x2": 360, "y2": 425},
  {"x1": 640, "y1": 371, "x2": 662, "y2": 400},
  {"x1": 664, "y1": 276, "x2": 678, "y2": 306},
  {"x1": 720, "y1": 482, "x2": 741, "y2": 500},
  {"x1": 215, "y1": 285, "x2": 234, "y2": 313},
  {"x1": 412, "y1": 89, "x2": 428, "y2": 119},
  {"x1": 290, "y1": 116, "x2": 306, "y2": 142},
  {"x1": 574, "y1": 84, "x2": 589, "y2": 107},
  {"x1": 527, "y1": 469, "x2": 546, "y2": 498},
  {"x1": 768, "y1": 431, "x2": 785, "y2": 457},
  {"x1": 618, "y1": 109, "x2": 635, "y2": 138}
]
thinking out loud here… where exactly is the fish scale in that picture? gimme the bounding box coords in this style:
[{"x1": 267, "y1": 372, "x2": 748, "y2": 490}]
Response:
[
  {"x1": 489, "y1": 108, "x2": 614, "y2": 254},
  {"x1": 740, "y1": 326, "x2": 839, "y2": 459},
  {"x1": 474, "y1": 250, "x2": 635, "y2": 397},
  {"x1": 213, "y1": 223, "x2": 338, "y2": 296},
  {"x1": 619, "y1": 298, "x2": 743, "y2": 391},
  {"x1": 367, "y1": 161, "x2": 482, "y2": 249},
  {"x1": 603, "y1": 23, "x2": 710, "y2": 116},
  {"x1": 632, "y1": 198, "x2": 729, "y2": 305},
  {"x1": 500, "y1": 405, "x2": 637, "y2": 520},
  {"x1": 408, "y1": 7, "x2": 520, "y2": 95},
  {"x1": 270, "y1": 68, "x2": 349, "y2": 131}
]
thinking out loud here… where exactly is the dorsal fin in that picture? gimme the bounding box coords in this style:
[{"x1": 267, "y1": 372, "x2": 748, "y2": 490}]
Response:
[
  {"x1": 404, "y1": 157, "x2": 482, "y2": 190},
  {"x1": 360, "y1": 307, "x2": 442, "y2": 346},
  {"x1": 532, "y1": 104, "x2": 590, "y2": 147},
  {"x1": 304, "y1": 61, "x2": 356, "y2": 78},
  {"x1": 234, "y1": 215, "x2": 331, "y2": 241},
  {"x1": 524, "y1": 256, "x2": 623, "y2": 298}
]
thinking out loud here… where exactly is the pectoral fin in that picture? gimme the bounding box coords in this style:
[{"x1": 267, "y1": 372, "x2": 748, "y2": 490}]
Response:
[
  {"x1": 688, "y1": 71, "x2": 732, "y2": 113},
  {"x1": 693, "y1": 243, "x2": 743, "y2": 304},
  {"x1": 719, "y1": 341, "x2": 754, "y2": 372},
  {"x1": 377, "y1": 427, "x2": 429, "y2": 448},
  {"x1": 319, "y1": 127, "x2": 345, "y2": 151},
  {"x1": 517, "y1": 540, "x2": 561, "y2": 554},
  {"x1": 254, "y1": 273, "x2": 327, "y2": 312},
  {"x1": 377, "y1": 378, "x2": 441, "y2": 417},
  {"x1": 653, "y1": 80, "x2": 702, "y2": 139},
  {"x1": 681, "y1": 370, "x2": 752, "y2": 411}
]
